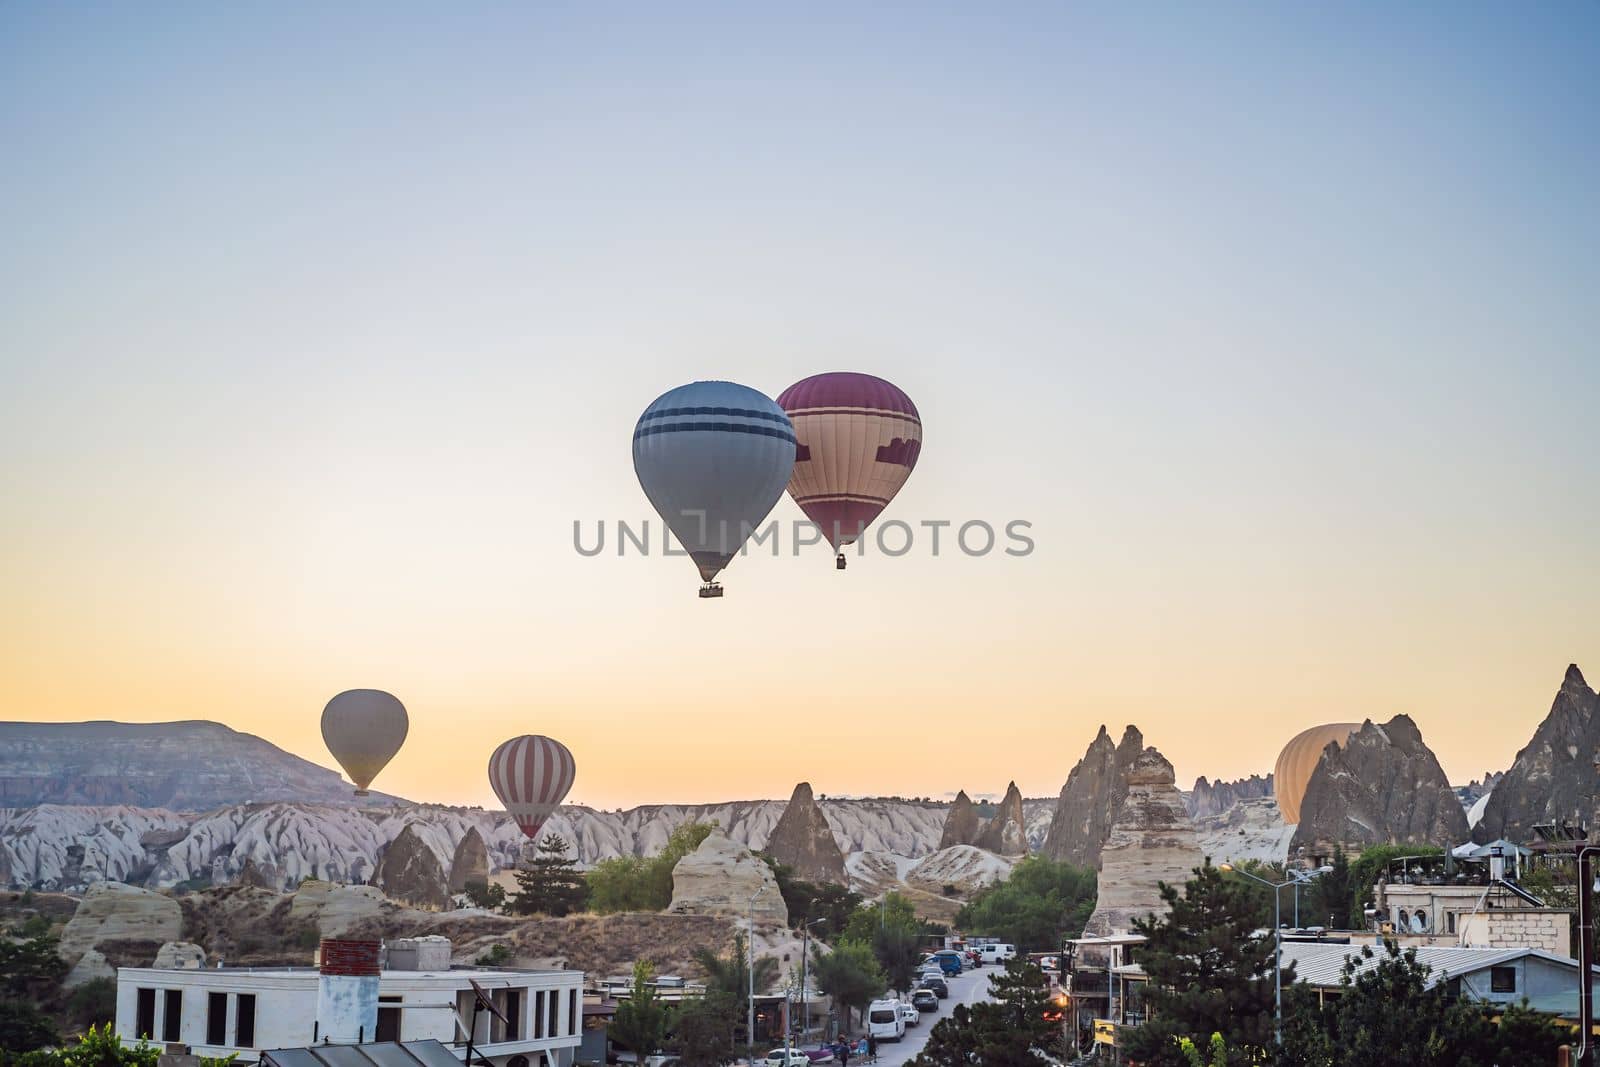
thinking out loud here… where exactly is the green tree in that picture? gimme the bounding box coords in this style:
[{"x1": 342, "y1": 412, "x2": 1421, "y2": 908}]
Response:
[
  {"x1": 954, "y1": 855, "x2": 1097, "y2": 952},
  {"x1": 1317, "y1": 940, "x2": 1489, "y2": 1067},
  {"x1": 871, "y1": 923, "x2": 923, "y2": 995},
  {"x1": 1176, "y1": 1032, "x2": 1230, "y2": 1067},
  {"x1": 0, "y1": 930, "x2": 69, "y2": 997},
  {"x1": 588, "y1": 822, "x2": 716, "y2": 914},
  {"x1": 670, "y1": 992, "x2": 740, "y2": 1067},
  {"x1": 842, "y1": 892, "x2": 918, "y2": 944},
  {"x1": 1347, "y1": 844, "x2": 1442, "y2": 923},
  {"x1": 0, "y1": 999, "x2": 61, "y2": 1056},
  {"x1": 462, "y1": 878, "x2": 507, "y2": 911},
  {"x1": 808, "y1": 940, "x2": 886, "y2": 1031},
  {"x1": 611, "y1": 962, "x2": 669, "y2": 1062},
  {"x1": 694, "y1": 940, "x2": 780, "y2": 1004},
  {"x1": 512, "y1": 834, "x2": 589, "y2": 916},
  {"x1": 911, "y1": 959, "x2": 1058, "y2": 1067},
  {"x1": 1122, "y1": 861, "x2": 1278, "y2": 1067},
  {"x1": 1309, "y1": 845, "x2": 1354, "y2": 929},
  {"x1": 67, "y1": 977, "x2": 119, "y2": 1029}
]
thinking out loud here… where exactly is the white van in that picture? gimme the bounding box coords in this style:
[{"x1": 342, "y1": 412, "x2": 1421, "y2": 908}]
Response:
[
  {"x1": 979, "y1": 942, "x2": 1016, "y2": 963},
  {"x1": 868, "y1": 998, "x2": 906, "y2": 1042}
]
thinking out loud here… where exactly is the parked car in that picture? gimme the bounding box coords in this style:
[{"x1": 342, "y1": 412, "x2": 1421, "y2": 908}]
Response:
[
  {"x1": 931, "y1": 950, "x2": 965, "y2": 974},
  {"x1": 644, "y1": 1057, "x2": 681, "y2": 1067},
  {"x1": 765, "y1": 1050, "x2": 811, "y2": 1067},
  {"x1": 920, "y1": 975, "x2": 950, "y2": 998},
  {"x1": 899, "y1": 1003, "x2": 921, "y2": 1027},
  {"x1": 911, "y1": 989, "x2": 939, "y2": 1012},
  {"x1": 979, "y1": 943, "x2": 1016, "y2": 964},
  {"x1": 868, "y1": 998, "x2": 906, "y2": 1042},
  {"x1": 801, "y1": 1050, "x2": 835, "y2": 1064}
]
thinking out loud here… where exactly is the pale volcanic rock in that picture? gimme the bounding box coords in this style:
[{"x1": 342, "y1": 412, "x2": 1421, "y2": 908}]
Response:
[
  {"x1": 1290, "y1": 715, "x2": 1469, "y2": 856},
  {"x1": 1194, "y1": 797, "x2": 1293, "y2": 864},
  {"x1": 64, "y1": 947, "x2": 114, "y2": 988},
  {"x1": 668, "y1": 830, "x2": 788, "y2": 923},
  {"x1": 1042, "y1": 725, "x2": 1146, "y2": 868},
  {"x1": 1187, "y1": 775, "x2": 1274, "y2": 819},
  {"x1": 905, "y1": 845, "x2": 1014, "y2": 894},
  {"x1": 1083, "y1": 748, "x2": 1204, "y2": 937},
  {"x1": 938, "y1": 791, "x2": 983, "y2": 849},
  {"x1": 153, "y1": 941, "x2": 207, "y2": 968},
  {"x1": 764, "y1": 783, "x2": 848, "y2": 884},
  {"x1": 1474, "y1": 665, "x2": 1600, "y2": 845},
  {"x1": 374, "y1": 823, "x2": 452, "y2": 909},
  {"x1": 58, "y1": 881, "x2": 183, "y2": 967},
  {"x1": 448, "y1": 827, "x2": 490, "y2": 893},
  {"x1": 233, "y1": 858, "x2": 276, "y2": 890},
  {"x1": 288, "y1": 880, "x2": 388, "y2": 937},
  {"x1": 975, "y1": 782, "x2": 1029, "y2": 857}
]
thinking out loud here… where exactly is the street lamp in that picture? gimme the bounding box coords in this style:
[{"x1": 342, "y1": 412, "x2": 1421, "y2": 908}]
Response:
[
  {"x1": 800, "y1": 917, "x2": 824, "y2": 1049},
  {"x1": 749, "y1": 886, "x2": 766, "y2": 1062},
  {"x1": 1218, "y1": 863, "x2": 1332, "y2": 1045}
]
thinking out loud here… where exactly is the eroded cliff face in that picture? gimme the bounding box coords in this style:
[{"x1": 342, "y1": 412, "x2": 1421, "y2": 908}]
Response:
[
  {"x1": 1474, "y1": 665, "x2": 1600, "y2": 844},
  {"x1": 1187, "y1": 774, "x2": 1273, "y2": 819},
  {"x1": 1083, "y1": 749, "x2": 1204, "y2": 936},
  {"x1": 765, "y1": 782, "x2": 848, "y2": 884},
  {"x1": 975, "y1": 782, "x2": 1029, "y2": 857},
  {"x1": 1289, "y1": 714, "x2": 1469, "y2": 856},
  {"x1": 1041, "y1": 725, "x2": 1145, "y2": 868},
  {"x1": 938, "y1": 791, "x2": 982, "y2": 849},
  {"x1": 374, "y1": 824, "x2": 451, "y2": 909}
]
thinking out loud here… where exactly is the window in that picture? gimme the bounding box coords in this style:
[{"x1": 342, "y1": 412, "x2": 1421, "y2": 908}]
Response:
[
  {"x1": 504, "y1": 990, "x2": 520, "y2": 1042},
  {"x1": 235, "y1": 994, "x2": 256, "y2": 1048},
  {"x1": 135, "y1": 989, "x2": 156, "y2": 1040},
  {"x1": 1447, "y1": 912, "x2": 1456, "y2": 934},
  {"x1": 163, "y1": 990, "x2": 183, "y2": 1042},
  {"x1": 377, "y1": 996, "x2": 402, "y2": 1042},
  {"x1": 1490, "y1": 966, "x2": 1516, "y2": 993},
  {"x1": 547, "y1": 988, "x2": 558, "y2": 1037},
  {"x1": 568, "y1": 989, "x2": 578, "y2": 1036},
  {"x1": 535, "y1": 991, "x2": 545, "y2": 1039},
  {"x1": 207, "y1": 993, "x2": 227, "y2": 1046}
]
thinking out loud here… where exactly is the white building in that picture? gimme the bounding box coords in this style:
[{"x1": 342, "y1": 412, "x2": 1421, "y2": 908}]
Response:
[{"x1": 115, "y1": 939, "x2": 584, "y2": 1067}]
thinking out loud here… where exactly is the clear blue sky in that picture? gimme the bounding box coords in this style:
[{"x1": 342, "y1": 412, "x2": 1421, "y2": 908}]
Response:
[{"x1": 2, "y1": 4, "x2": 1596, "y2": 807}]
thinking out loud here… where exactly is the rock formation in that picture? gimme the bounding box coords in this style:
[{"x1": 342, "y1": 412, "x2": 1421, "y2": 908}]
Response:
[
  {"x1": 1187, "y1": 774, "x2": 1273, "y2": 819},
  {"x1": 764, "y1": 782, "x2": 848, "y2": 883},
  {"x1": 233, "y1": 858, "x2": 276, "y2": 890},
  {"x1": 1193, "y1": 796, "x2": 1293, "y2": 864},
  {"x1": 1289, "y1": 715, "x2": 1469, "y2": 857},
  {"x1": 288, "y1": 880, "x2": 388, "y2": 937},
  {"x1": 1083, "y1": 748, "x2": 1204, "y2": 936},
  {"x1": 938, "y1": 791, "x2": 983, "y2": 849},
  {"x1": 1474, "y1": 665, "x2": 1600, "y2": 845},
  {"x1": 448, "y1": 827, "x2": 490, "y2": 893},
  {"x1": 975, "y1": 782, "x2": 1029, "y2": 856},
  {"x1": 1041, "y1": 725, "x2": 1146, "y2": 868},
  {"x1": 153, "y1": 941, "x2": 206, "y2": 968},
  {"x1": 905, "y1": 845, "x2": 1014, "y2": 895},
  {"x1": 374, "y1": 824, "x2": 451, "y2": 909},
  {"x1": 58, "y1": 881, "x2": 183, "y2": 968},
  {"x1": 668, "y1": 830, "x2": 788, "y2": 922}
]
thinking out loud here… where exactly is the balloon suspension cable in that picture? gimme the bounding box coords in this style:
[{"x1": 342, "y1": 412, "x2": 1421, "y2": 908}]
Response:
[{"x1": 698, "y1": 581, "x2": 724, "y2": 599}]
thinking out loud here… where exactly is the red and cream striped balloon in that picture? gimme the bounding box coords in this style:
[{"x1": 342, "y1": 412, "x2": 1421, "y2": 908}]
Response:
[
  {"x1": 777, "y1": 372, "x2": 922, "y2": 552},
  {"x1": 488, "y1": 735, "x2": 577, "y2": 840}
]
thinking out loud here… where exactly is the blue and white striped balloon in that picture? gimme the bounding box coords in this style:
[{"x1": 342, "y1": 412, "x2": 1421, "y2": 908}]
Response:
[{"x1": 632, "y1": 381, "x2": 796, "y2": 588}]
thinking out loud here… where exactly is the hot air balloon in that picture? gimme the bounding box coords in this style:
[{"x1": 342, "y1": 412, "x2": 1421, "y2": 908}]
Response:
[
  {"x1": 633, "y1": 381, "x2": 796, "y2": 597},
  {"x1": 320, "y1": 689, "x2": 409, "y2": 796},
  {"x1": 488, "y1": 735, "x2": 576, "y2": 840},
  {"x1": 777, "y1": 372, "x2": 921, "y2": 569},
  {"x1": 1273, "y1": 723, "x2": 1361, "y2": 824}
]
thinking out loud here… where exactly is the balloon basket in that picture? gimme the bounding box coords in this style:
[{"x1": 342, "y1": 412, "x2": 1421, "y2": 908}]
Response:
[
  {"x1": 835, "y1": 553, "x2": 847, "y2": 571},
  {"x1": 698, "y1": 582, "x2": 724, "y2": 599}
]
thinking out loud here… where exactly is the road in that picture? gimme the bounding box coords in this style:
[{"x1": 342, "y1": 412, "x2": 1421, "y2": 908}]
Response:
[{"x1": 871, "y1": 967, "x2": 996, "y2": 1067}]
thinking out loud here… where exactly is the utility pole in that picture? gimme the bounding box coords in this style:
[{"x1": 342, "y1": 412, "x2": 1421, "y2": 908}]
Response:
[
  {"x1": 1221, "y1": 863, "x2": 1332, "y2": 1046},
  {"x1": 1578, "y1": 844, "x2": 1597, "y2": 1066},
  {"x1": 749, "y1": 886, "x2": 766, "y2": 1063}
]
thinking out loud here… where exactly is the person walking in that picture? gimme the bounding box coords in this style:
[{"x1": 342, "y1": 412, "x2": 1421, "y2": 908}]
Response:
[
  {"x1": 837, "y1": 1038, "x2": 850, "y2": 1067},
  {"x1": 864, "y1": 1033, "x2": 877, "y2": 1064}
]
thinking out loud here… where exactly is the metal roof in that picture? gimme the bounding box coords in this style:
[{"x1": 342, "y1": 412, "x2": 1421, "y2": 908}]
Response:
[
  {"x1": 1278, "y1": 942, "x2": 1581, "y2": 989},
  {"x1": 261, "y1": 1040, "x2": 466, "y2": 1067}
]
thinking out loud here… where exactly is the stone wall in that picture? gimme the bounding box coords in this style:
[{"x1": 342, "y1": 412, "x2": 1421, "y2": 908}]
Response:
[{"x1": 1459, "y1": 909, "x2": 1573, "y2": 958}]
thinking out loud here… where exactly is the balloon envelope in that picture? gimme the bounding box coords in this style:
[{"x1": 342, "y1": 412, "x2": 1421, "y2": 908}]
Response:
[
  {"x1": 320, "y1": 689, "x2": 409, "y2": 795},
  {"x1": 1273, "y1": 722, "x2": 1361, "y2": 824},
  {"x1": 777, "y1": 372, "x2": 921, "y2": 551},
  {"x1": 632, "y1": 381, "x2": 796, "y2": 582},
  {"x1": 489, "y1": 735, "x2": 577, "y2": 840}
]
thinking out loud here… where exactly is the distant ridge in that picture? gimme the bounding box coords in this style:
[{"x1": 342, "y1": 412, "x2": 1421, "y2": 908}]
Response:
[{"x1": 0, "y1": 719, "x2": 404, "y2": 810}]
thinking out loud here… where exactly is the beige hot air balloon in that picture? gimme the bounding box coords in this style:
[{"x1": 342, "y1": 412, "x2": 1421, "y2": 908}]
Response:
[
  {"x1": 1273, "y1": 723, "x2": 1361, "y2": 824},
  {"x1": 321, "y1": 689, "x2": 409, "y2": 796}
]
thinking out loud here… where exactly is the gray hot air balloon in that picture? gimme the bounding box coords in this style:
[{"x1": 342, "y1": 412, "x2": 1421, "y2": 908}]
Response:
[
  {"x1": 632, "y1": 381, "x2": 796, "y2": 598},
  {"x1": 320, "y1": 689, "x2": 409, "y2": 796}
]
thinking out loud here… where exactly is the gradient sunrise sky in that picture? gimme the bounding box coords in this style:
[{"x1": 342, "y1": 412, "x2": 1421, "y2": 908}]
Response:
[{"x1": 3, "y1": 4, "x2": 1597, "y2": 810}]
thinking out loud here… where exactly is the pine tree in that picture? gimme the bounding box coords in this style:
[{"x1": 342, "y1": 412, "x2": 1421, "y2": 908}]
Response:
[
  {"x1": 510, "y1": 833, "x2": 588, "y2": 916},
  {"x1": 1122, "y1": 861, "x2": 1279, "y2": 1066},
  {"x1": 910, "y1": 959, "x2": 1059, "y2": 1067}
]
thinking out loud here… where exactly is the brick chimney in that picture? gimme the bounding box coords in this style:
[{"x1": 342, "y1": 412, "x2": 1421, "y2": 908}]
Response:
[{"x1": 316, "y1": 939, "x2": 380, "y2": 1044}]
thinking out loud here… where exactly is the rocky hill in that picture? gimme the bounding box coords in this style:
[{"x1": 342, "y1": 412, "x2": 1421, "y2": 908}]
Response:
[
  {"x1": 974, "y1": 782, "x2": 1029, "y2": 856},
  {"x1": 1040, "y1": 725, "x2": 1146, "y2": 868},
  {"x1": 1084, "y1": 747, "x2": 1203, "y2": 936},
  {"x1": 1289, "y1": 714, "x2": 1468, "y2": 856},
  {"x1": 0, "y1": 720, "x2": 402, "y2": 809},
  {"x1": 764, "y1": 782, "x2": 848, "y2": 883},
  {"x1": 1187, "y1": 774, "x2": 1273, "y2": 819},
  {"x1": 1473, "y1": 665, "x2": 1600, "y2": 845}
]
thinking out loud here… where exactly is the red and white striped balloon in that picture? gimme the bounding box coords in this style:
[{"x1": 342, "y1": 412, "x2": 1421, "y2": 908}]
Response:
[{"x1": 488, "y1": 735, "x2": 577, "y2": 840}]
